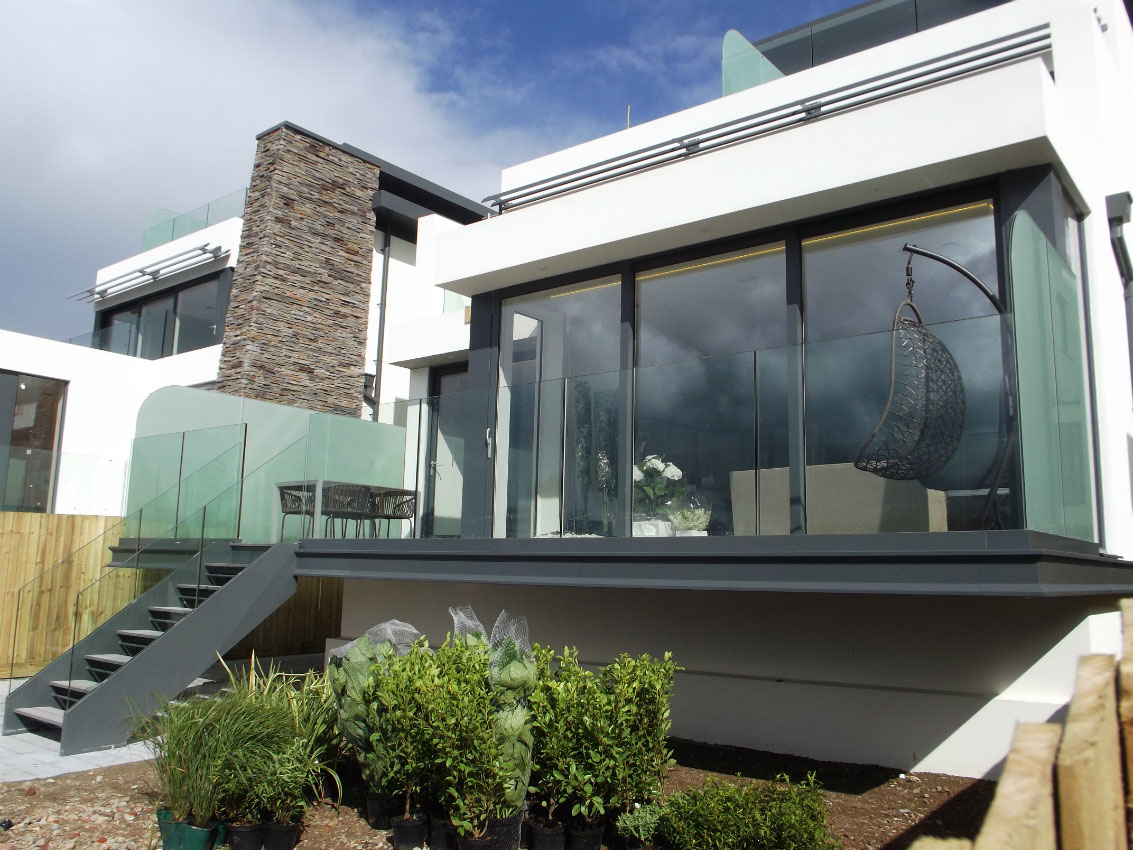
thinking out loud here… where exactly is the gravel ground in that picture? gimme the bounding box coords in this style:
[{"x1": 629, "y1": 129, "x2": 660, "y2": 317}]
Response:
[{"x1": 0, "y1": 744, "x2": 995, "y2": 850}]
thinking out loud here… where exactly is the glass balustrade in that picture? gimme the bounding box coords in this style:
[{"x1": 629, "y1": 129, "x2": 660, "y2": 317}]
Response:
[{"x1": 140, "y1": 188, "x2": 247, "y2": 251}]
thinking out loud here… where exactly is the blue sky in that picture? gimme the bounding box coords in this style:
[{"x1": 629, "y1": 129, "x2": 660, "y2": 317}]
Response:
[{"x1": 0, "y1": 1, "x2": 858, "y2": 340}]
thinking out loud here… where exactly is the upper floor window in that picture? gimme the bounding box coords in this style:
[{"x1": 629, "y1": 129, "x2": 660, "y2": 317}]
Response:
[
  {"x1": 98, "y1": 276, "x2": 222, "y2": 359},
  {"x1": 1, "y1": 370, "x2": 66, "y2": 512}
]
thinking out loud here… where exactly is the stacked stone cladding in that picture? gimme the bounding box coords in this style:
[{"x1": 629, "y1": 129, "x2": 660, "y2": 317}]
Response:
[{"x1": 217, "y1": 125, "x2": 379, "y2": 415}]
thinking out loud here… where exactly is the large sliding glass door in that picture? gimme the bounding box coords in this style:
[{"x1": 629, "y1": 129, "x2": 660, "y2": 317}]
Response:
[{"x1": 495, "y1": 277, "x2": 621, "y2": 537}]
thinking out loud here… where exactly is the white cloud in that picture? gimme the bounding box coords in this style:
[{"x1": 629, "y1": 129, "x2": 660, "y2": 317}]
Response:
[{"x1": 0, "y1": 0, "x2": 562, "y2": 338}]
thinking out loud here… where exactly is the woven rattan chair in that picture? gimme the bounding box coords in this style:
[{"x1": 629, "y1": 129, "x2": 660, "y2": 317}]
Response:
[
  {"x1": 321, "y1": 483, "x2": 373, "y2": 538},
  {"x1": 278, "y1": 485, "x2": 314, "y2": 538},
  {"x1": 371, "y1": 489, "x2": 417, "y2": 538}
]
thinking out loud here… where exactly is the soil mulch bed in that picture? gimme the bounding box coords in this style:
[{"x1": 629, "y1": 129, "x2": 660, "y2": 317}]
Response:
[{"x1": 0, "y1": 742, "x2": 994, "y2": 850}]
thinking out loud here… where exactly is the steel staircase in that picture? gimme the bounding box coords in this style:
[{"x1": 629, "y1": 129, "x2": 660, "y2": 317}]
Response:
[{"x1": 3, "y1": 539, "x2": 299, "y2": 755}]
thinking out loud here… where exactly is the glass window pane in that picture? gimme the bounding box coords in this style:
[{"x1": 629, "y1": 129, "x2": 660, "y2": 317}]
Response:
[
  {"x1": 812, "y1": 0, "x2": 916, "y2": 65},
  {"x1": 174, "y1": 278, "x2": 220, "y2": 354},
  {"x1": 802, "y1": 201, "x2": 1016, "y2": 533},
  {"x1": 138, "y1": 296, "x2": 174, "y2": 360},
  {"x1": 496, "y1": 277, "x2": 622, "y2": 538},
  {"x1": 2, "y1": 372, "x2": 66, "y2": 512},
  {"x1": 635, "y1": 243, "x2": 788, "y2": 536}
]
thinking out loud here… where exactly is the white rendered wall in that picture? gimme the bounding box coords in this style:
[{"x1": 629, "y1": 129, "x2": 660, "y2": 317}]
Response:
[
  {"x1": 371, "y1": 215, "x2": 473, "y2": 406},
  {"x1": 0, "y1": 331, "x2": 221, "y2": 515},
  {"x1": 341, "y1": 579, "x2": 1122, "y2": 779}
]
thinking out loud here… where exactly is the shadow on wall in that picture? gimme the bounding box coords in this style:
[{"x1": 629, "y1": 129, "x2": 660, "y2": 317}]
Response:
[{"x1": 340, "y1": 579, "x2": 1116, "y2": 780}]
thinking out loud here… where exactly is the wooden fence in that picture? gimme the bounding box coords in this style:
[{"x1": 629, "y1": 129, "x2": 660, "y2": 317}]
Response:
[
  {"x1": 913, "y1": 598, "x2": 1133, "y2": 850},
  {"x1": 0, "y1": 512, "x2": 123, "y2": 678},
  {"x1": 2, "y1": 512, "x2": 342, "y2": 678}
]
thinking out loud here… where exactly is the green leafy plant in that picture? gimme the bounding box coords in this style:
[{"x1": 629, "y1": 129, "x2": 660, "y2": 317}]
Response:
[
  {"x1": 432, "y1": 637, "x2": 512, "y2": 838},
  {"x1": 327, "y1": 634, "x2": 395, "y2": 790},
  {"x1": 367, "y1": 637, "x2": 440, "y2": 819},
  {"x1": 616, "y1": 803, "x2": 662, "y2": 846},
  {"x1": 658, "y1": 774, "x2": 840, "y2": 850},
  {"x1": 600, "y1": 652, "x2": 679, "y2": 812}
]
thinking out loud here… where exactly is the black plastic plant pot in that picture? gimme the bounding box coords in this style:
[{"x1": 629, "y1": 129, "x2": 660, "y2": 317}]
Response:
[
  {"x1": 566, "y1": 823, "x2": 604, "y2": 850},
  {"x1": 528, "y1": 820, "x2": 566, "y2": 850},
  {"x1": 458, "y1": 838, "x2": 494, "y2": 850},
  {"x1": 261, "y1": 822, "x2": 300, "y2": 850},
  {"x1": 429, "y1": 814, "x2": 459, "y2": 850},
  {"x1": 227, "y1": 823, "x2": 264, "y2": 850},
  {"x1": 487, "y1": 807, "x2": 525, "y2": 850},
  {"x1": 391, "y1": 815, "x2": 428, "y2": 850},
  {"x1": 366, "y1": 792, "x2": 398, "y2": 829}
]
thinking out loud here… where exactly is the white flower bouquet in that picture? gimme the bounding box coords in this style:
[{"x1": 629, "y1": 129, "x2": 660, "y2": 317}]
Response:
[{"x1": 632, "y1": 454, "x2": 684, "y2": 518}]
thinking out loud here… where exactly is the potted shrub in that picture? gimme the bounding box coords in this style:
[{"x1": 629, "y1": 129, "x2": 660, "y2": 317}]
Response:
[
  {"x1": 367, "y1": 638, "x2": 437, "y2": 849},
  {"x1": 433, "y1": 637, "x2": 513, "y2": 848},
  {"x1": 254, "y1": 739, "x2": 320, "y2": 850}
]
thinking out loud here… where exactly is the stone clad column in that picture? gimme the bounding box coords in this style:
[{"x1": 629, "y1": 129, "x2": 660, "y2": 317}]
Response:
[{"x1": 217, "y1": 123, "x2": 379, "y2": 416}]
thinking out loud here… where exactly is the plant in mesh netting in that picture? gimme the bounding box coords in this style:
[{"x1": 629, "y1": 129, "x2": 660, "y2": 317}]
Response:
[{"x1": 326, "y1": 620, "x2": 421, "y2": 791}]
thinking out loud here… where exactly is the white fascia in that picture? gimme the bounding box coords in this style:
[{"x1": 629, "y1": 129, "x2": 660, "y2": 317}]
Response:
[
  {"x1": 436, "y1": 57, "x2": 1060, "y2": 296},
  {"x1": 90, "y1": 217, "x2": 243, "y2": 311}
]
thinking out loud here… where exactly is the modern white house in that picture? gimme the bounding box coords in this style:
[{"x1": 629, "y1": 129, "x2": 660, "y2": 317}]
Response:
[{"x1": 5, "y1": 0, "x2": 1133, "y2": 779}]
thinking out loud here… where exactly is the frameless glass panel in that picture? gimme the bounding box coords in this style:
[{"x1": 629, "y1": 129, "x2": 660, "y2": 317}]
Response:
[
  {"x1": 802, "y1": 202, "x2": 1016, "y2": 533},
  {"x1": 634, "y1": 243, "x2": 788, "y2": 536},
  {"x1": 496, "y1": 277, "x2": 621, "y2": 538},
  {"x1": 137, "y1": 297, "x2": 174, "y2": 360},
  {"x1": 425, "y1": 370, "x2": 476, "y2": 538},
  {"x1": 103, "y1": 310, "x2": 140, "y2": 355},
  {"x1": 1009, "y1": 211, "x2": 1096, "y2": 541},
  {"x1": 173, "y1": 278, "x2": 220, "y2": 354}
]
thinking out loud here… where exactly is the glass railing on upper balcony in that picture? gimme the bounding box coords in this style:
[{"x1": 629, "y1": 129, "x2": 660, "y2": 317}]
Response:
[
  {"x1": 140, "y1": 187, "x2": 247, "y2": 251},
  {"x1": 65, "y1": 308, "x2": 221, "y2": 358},
  {"x1": 366, "y1": 312, "x2": 1051, "y2": 540}
]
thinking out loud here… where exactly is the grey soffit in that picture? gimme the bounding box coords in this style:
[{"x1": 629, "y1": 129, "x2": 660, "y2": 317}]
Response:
[
  {"x1": 292, "y1": 531, "x2": 1133, "y2": 597},
  {"x1": 255, "y1": 121, "x2": 490, "y2": 224}
]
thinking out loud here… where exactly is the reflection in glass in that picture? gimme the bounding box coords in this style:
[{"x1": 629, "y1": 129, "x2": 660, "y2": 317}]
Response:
[
  {"x1": 1, "y1": 371, "x2": 66, "y2": 512},
  {"x1": 802, "y1": 202, "x2": 1017, "y2": 533},
  {"x1": 173, "y1": 278, "x2": 220, "y2": 354},
  {"x1": 496, "y1": 278, "x2": 621, "y2": 537},
  {"x1": 635, "y1": 244, "x2": 787, "y2": 535}
]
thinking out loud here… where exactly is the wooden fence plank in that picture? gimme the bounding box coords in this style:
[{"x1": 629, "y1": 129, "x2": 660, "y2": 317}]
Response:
[
  {"x1": 1056, "y1": 653, "x2": 1128, "y2": 850},
  {"x1": 0, "y1": 512, "x2": 122, "y2": 678},
  {"x1": 1119, "y1": 598, "x2": 1133, "y2": 833},
  {"x1": 972, "y1": 723, "x2": 1060, "y2": 850}
]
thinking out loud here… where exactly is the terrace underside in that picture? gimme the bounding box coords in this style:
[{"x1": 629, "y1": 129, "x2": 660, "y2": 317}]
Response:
[{"x1": 293, "y1": 530, "x2": 1133, "y2": 597}]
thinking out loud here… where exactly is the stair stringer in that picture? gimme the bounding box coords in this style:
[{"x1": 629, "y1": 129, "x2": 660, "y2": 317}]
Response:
[
  {"x1": 2, "y1": 549, "x2": 205, "y2": 738},
  {"x1": 57, "y1": 543, "x2": 300, "y2": 755}
]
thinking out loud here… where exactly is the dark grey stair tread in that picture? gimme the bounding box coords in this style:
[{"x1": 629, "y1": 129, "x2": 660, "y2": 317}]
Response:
[
  {"x1": 86, "y1": 653, "x2": 132, "y2": 666},
  {"x1": 49, "y1": 679, "x2": 99, "y2": 694},
  {"x1": 118, "y1": 629, "x2": 163, "y2": 640},
  {"x1": 149, "y1": 606, "x2": 192, "y2": 614},
  {"x1": 177, "y1": 583, "x2": 222, "y2": 591},
  {"x1": 15, "y1": 706, "x2": 65, "y2": 728}
]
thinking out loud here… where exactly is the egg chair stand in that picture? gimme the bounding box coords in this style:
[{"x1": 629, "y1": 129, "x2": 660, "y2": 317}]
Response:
[{"x1": 854, "y1": 243, "x2": 1016, "y2": 528}]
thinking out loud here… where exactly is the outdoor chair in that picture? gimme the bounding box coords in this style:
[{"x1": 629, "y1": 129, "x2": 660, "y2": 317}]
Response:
[
  {"x1": 321, "y1": 483, "x2": 373, "y2": 538},
  {"x1": 371, "y1": 489, "x2": 417, "y2": 538},
  {"x1": 278, "y1": 485, "x2": 314, "y2": 538}
]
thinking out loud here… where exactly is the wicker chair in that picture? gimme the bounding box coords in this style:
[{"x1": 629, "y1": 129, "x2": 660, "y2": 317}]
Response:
[
  {"x1": 371, "y1": 489, "x2": 417, "y2": 538},
  {"x1": 321, "y1": 483, "x2": 373, "y2": 538},
  {"x1": 278, "y1": 485, "x2": 314, "y2": 538}
]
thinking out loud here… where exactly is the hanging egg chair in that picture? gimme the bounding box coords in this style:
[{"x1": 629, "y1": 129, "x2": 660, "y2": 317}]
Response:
[{"x1": 854, "y1": 260, "x2": 967, "y2": 481}]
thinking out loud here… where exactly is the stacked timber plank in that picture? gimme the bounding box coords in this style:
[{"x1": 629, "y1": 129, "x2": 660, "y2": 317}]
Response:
[{"x1": 912, "y1": 599, "x2": 1133, "y2": 850}]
